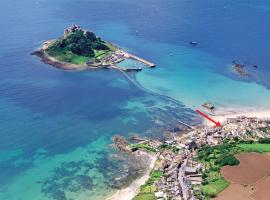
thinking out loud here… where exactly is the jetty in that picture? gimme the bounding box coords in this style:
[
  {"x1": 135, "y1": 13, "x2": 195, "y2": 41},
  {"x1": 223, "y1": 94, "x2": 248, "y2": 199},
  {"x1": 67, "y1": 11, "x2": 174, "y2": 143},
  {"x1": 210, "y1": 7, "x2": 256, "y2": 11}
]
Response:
[
  {"x1": 34, "y1": 25, "x2": 157, "y2": 72},
  {"x1": 127, "y1": 53, "x2": 156, "y2": 68},
  {"x1": 125, "y1": 67, "x2": 143, "y2": 72},
  {"x1": 110, "y1": 65, "x2": 142, "y2": 72}
]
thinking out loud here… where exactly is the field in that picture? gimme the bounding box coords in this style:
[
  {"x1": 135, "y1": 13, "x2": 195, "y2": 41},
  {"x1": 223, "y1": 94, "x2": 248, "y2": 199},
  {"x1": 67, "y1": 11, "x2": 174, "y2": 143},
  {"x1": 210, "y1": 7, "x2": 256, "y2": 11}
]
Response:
[
  {"x1": 46, "y1": 45, "x2": 90, "y2": 65},
  {"x1": 250, "y1": 176, "x2": 270, "y2": 200},
  {"x1": 94, "y1": 43, "x2": 117, "y2": 60},
  {"x1": 129, "y1": 142, "x2": 157, "y2": 153},
  {"x1": 133, "y1": 170, "x2": 163, "y2": 200},
  {"x1": 222, "y1": 153, "x2": 270, "y2": 184},
  {"x1": 212, "y1": 183, "x2": 254, "y2": 200},
  {"x1": 239, "y1": 143, "x2": 270, "y2": 152},
  {"x1": 202, "y1": 178, "x2": 229, "y2": 198},
  {"x1": 196, "y1": 143, "x2": 240, "y2": 198},
  {"x1": 215, "y1": 153, "x2": 270, "y2": 200},
  {"x1": 197, "y1": 142, "x2": 270, "y2": 199}
]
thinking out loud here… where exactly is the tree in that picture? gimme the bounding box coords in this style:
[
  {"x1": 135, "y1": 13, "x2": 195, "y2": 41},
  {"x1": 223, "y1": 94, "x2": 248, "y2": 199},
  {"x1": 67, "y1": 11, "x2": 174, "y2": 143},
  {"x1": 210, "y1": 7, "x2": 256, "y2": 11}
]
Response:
[
  {"x1": 84, "y1": 31, "x2": 97, "y2": 41},
  {"x1": 92, "y1": 41, "x2": 109, "y2": 50},
  {"x1": 215, "y1": 154, "x2": 239, "y2": 166},
  {"x1": 258, "y1": 138, "x2": 270, "y2": 144},
  {"x1": 51, "y1": 28, "x2": 110, "y2": 57}
]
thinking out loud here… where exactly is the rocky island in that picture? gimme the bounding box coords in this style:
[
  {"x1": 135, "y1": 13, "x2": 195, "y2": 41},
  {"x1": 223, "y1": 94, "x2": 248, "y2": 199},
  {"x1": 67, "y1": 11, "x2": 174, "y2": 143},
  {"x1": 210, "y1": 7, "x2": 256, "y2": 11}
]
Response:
[{"x1": 33, "y1": 25, "x2": 155, "y2": 71}]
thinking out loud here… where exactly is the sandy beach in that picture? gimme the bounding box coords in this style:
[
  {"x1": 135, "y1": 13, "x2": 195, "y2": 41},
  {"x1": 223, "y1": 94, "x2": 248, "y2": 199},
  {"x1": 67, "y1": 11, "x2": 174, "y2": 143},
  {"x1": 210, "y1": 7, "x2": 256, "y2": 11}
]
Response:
[
  {"x1": 105, "y1": 106, "x2": 270, "y2": 200},
  {"x1": 202, "y1": 106, "x2": 270, "y2": 126},
  {"x1": 105, "y1": 152, "x2": 156, "y2": 200}
]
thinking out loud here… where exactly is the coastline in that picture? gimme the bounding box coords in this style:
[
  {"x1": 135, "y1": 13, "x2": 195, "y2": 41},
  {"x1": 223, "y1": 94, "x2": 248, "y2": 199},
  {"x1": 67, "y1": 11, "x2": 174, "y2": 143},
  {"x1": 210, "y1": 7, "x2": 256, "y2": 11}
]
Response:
[
  {"x1": 104, "y1": 151, "x2": 156, "y2": 200},
  {"x1": 32, "y1": 39, "x2": 155, "y2": 72},
  {"x1": 203, "y1": 106, "x2": 270, "y2": 126},
  {"x1": 103, "y1": 107, "x2": 270, "y2": 200},
  {"x1": 32, "y1": 40, "x2": 108, "y2": 71}
]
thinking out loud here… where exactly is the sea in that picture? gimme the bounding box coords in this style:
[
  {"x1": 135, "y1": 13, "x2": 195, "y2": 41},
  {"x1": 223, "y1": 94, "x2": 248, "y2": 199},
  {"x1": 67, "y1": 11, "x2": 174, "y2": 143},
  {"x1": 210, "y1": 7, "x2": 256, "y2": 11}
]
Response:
[{"x1": 0, "y1": 0, "x2": 270, "y2": 200}]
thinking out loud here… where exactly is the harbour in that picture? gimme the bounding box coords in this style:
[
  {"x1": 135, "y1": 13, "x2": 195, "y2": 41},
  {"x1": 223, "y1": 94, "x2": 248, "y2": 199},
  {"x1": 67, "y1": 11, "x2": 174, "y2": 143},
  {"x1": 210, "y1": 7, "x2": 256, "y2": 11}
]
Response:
[{"x1": 126, "y1": 53, "x2": 156, "y2": 68}]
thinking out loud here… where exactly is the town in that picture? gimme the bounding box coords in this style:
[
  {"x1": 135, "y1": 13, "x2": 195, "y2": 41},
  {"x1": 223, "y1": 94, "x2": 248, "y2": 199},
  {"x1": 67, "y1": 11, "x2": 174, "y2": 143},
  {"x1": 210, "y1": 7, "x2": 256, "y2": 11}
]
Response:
[{"x1": 114, "y1": 116, "x2": 270, "y2": 200}]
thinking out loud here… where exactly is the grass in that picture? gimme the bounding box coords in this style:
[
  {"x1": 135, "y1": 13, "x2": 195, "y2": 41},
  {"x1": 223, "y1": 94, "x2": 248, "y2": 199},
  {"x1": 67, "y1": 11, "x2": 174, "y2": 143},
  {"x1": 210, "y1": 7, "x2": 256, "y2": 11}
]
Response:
[
  {"x1": 238, "y1": 144, "x2": 270, "y2": 153},
  {"x1": 133, "y1": 193, "x2": 156, "y2": 200},
  {"x1": 198, "y1": 142, "x2": 270, "y2": 198},
  {"x1": 106, "y1": 42, "x2": 118, "y2": 51},
  {"x1": 93, "y1": 42, "x2": 118, "y2": 60},
  {"x1": 46, "y1": 41, "x2": 117, "y2": 65},
  {"x1": 197, "y1": 143, "x2": 240, "y2": 198},
  {"x1": 132, "y1": 170, "x2": 163, "y2": 200},
  {"x1": 46, "y1": 45, "x2": 90, "y2": 65},
  {"x1": 130, "y1": 143, "x2": 157, "y2": 153},
  {"x1": 158, "y1": 143, "x2": 180, "y2": 154},
  {"x1": 202, "y1": 178, "x2": 229, "y2": 197}
]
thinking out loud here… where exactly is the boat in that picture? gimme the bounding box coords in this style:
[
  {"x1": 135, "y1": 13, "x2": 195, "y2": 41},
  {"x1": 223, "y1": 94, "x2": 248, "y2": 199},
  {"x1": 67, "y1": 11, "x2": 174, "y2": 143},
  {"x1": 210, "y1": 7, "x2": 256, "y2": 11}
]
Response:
[
  {"x1": 202, "y1": 102, "x2": 215, "y2": 111},
  {"x1": 190, "y1": 41, "x2": 198, "y2": 45}
]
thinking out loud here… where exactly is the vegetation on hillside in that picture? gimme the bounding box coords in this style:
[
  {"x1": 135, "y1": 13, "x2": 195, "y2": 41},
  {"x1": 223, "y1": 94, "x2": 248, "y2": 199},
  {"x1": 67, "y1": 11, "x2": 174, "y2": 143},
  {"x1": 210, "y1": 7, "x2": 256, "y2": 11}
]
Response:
[
  {"x1": 158, "y1": 143, "x2": 180, "y2": 154},
  {"x1": 133, "y1": 170, "x2": 163, "y2": 200},
  {"x1": 46, "y1": 28, "x2": 116, "y2": 65},
  {"x1": 129, "y1": 142, "x2": 157, "y2": 153},
  {"x1": 196, "y1": 139, "x2": 270, "y2": 199},
  {"x1": 196, "y1": 143, "x2": 239, "y2": 198},
  {"x1": 258, "y1": 137, "x2": 270, "y2": 144},
  {"x1": 53, "y1": 29, "x2": 109, "y2": 56}
]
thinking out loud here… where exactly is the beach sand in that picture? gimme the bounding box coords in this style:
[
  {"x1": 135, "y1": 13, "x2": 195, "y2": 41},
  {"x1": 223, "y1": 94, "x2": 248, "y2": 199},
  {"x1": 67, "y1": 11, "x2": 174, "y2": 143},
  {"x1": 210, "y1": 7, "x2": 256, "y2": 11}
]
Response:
[
  {"x1": 105, "y1": 106, "x2": 270, "y2": 200},
  {"x1": 202, "y1": 106, "x2": 270, "y2": 126},
  {"x1": 105, "y1": 152, "x2": 156, "y2": 200}
]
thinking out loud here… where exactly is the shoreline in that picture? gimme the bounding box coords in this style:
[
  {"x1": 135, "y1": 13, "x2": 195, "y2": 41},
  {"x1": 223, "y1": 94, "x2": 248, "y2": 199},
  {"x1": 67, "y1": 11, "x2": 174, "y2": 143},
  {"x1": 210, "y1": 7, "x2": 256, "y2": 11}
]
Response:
[
  {"x1": 32, "y1": 40, "x2": 109, "y2": 71},
  {"x1": 104, "y1": 109, "x2": 270, "y2": 200},
  {"x1": 202, "y1": 106, "x2": 270, "y2": 126},
  {"x1": 32, "y1": 40, "x2": 155, "y2": 72},
  {"x1": 104, "y1": 152, "x2": 156, "y2": 200}
]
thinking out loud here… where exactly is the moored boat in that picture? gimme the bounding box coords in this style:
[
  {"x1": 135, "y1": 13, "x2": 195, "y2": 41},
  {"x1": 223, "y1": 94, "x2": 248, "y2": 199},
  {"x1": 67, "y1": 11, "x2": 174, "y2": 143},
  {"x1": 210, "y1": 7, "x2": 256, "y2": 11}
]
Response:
[{"x1": 202, "y1": 102, "x2": 215, "y2": 111}]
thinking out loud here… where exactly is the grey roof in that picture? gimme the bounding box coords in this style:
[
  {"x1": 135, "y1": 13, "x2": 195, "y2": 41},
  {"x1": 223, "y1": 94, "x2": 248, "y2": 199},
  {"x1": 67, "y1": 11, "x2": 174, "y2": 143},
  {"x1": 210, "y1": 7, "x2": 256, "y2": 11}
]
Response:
[{"x1": 185, "y1": 167, "x2": 197, "y2": 173}]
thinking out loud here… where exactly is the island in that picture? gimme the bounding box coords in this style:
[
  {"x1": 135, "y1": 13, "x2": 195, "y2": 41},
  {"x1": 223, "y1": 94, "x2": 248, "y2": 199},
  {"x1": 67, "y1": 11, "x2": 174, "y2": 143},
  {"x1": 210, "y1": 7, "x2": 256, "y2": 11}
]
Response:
[{"x1": 32, "y1": 25, "x2": 156, "y2": 71}]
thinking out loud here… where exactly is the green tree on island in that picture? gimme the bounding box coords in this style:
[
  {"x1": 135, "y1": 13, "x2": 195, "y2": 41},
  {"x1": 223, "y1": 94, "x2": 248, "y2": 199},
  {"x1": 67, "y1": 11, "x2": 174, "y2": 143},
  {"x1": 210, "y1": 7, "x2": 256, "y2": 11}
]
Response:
[{"x1": 53, "y1": 29, "x2": 109, "y2": 57}]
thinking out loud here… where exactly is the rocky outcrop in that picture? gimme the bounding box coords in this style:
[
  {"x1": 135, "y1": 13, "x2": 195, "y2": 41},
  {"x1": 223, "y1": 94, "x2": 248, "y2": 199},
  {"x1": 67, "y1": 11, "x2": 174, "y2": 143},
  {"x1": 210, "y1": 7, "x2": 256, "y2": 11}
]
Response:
[
  {"x1": 63, "y1": 24, "x2": 97, "y2": 41},
  {"x1": 64, "y1": 24, "x2": 81, "y2": 38},
  {"x1": 112, "y1": 135, "x2": 132, "y2": 153}
]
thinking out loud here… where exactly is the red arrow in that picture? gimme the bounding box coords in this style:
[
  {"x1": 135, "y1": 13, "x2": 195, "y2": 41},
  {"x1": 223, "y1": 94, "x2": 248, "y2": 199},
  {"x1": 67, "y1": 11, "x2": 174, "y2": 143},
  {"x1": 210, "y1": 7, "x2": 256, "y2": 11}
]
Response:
[{"x1": 196, "y1": 109, "x2": 221, "y2": 127}]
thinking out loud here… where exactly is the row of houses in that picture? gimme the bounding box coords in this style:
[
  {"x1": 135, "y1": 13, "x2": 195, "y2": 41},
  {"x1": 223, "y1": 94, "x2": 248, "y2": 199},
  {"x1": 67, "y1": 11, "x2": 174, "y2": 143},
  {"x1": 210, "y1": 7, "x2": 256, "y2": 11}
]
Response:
[{"x1": 142, "y1": 116, "x2": 270, "y2": 200}]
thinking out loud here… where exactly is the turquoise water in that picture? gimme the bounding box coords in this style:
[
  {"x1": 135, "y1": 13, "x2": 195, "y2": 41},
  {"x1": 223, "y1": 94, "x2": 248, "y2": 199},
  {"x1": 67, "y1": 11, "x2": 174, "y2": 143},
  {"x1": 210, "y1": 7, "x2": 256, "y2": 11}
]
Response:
[
  {"x1": 136, "y1": 42, "x2": 270, "y2": 108},
  {"x1": 1, "y1": 0, "x2": 270, "y2": 200}
]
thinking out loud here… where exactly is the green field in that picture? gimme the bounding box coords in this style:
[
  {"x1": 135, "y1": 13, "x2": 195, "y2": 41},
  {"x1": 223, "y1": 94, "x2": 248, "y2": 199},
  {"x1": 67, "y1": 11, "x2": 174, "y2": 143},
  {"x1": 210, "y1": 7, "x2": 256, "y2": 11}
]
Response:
[
  {"x1": 93, "y1": 42, "x2": 117, "y2": 60},
  {"x1": 197, "y1": 143, "x2": 239, "y2": 198},
  {"x1": 197, "y1": 142, "x2": 270, "y2": 199},
  {"x1": 129, "y1": 142, "x2": 157, "y2": 153},
  {"x1": 238, "y1": 143, "x2": 270, "y2": 152},
  {"x1": 202, "y1": 178, "x2": 229, "y2": 198},
  {"x1": 46, "y1": 45, "x2": 90, "y2": 65},
  {"x1": 133, "y1": 170, "x2": 163, "y2": 200}
]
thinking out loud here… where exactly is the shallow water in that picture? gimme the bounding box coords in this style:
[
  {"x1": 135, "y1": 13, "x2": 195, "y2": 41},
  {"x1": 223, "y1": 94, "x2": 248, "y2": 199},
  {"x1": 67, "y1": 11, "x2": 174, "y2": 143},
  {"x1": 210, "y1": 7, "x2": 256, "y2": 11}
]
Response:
[{"x1": 0, "y1": 0, "x2": 270, "y2": 200}]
